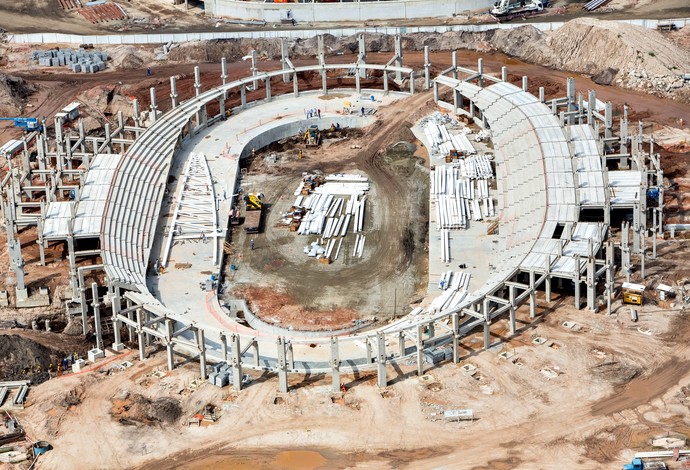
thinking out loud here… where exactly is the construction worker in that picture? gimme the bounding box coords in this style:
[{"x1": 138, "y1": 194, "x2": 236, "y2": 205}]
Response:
[
  {"x1": 299, "y1": 149, "x2": 303, "y2": 160},
  {"x1": 250, "y1": 239, "x2": 255, "y2": 250},
  {"x1": 146, "y1": 67, "x2": 152, "y2": 76}
]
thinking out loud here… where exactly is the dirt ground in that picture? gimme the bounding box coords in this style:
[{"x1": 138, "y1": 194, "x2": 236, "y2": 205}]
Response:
[
  {"x1": 12, "y1": 283, "x2": 690, "y2": 469},
  {"x1": 222, "y1": 99, "x2": 431, "y2": 330}
]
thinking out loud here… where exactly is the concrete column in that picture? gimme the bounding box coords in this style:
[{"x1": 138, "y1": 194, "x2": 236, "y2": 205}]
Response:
[
  {"x1": 587, "y1": 90, "x2": 596, "y2": 125},
  {"x1": 529, "y1": 270, "x2": 536, "y2": 319},
  {"x1": 277, "y1": 337, "x2": 288, "y2": 393},
  {"x1": 136, "y1": 308, "x2": 145, "y2": 361},
  {"x1": 358, "y1": 34, "x2": 366, "y2": 79},
  {"x1": 293, "y1": 73, "x2": 299, "y2": 97},
  {"x1": 170, "y1": 76, "x2": 178, "y2": 109},
  {"x1": 220, "y1": 334, "x2": 228, "y2": 361},
  {"x1": 132, "y1": 99, "x2": 140, "y2": 128},
  {"x1": 501, "y1": 66, "x2": 507, "y2": 82},
  {"x1": 355, "y1": 70, "x2": 361, "y2": 94},
  {"x1": 587, "y1": 256, "x2": 596, "y2": 312},
  {"x1": 574, "y1": 277, "x2": 581, "y2": 310},
  {"x1": 317, "y1": 35, "x2": 325, "y2": 66},
  {"x1": 231, "y1": 334, "x2": 242, "y2": 391},
  {"x1": 265, "y1": 77, "x2": 272, "y2": 101},
  {"x1": 383, "y1": 72, "x2": 389, "y2": 95},
  {"x1": 112, "y1": 292, "x2": 124, "y2": 351},
  {"x1": 433, "y1": 81, "x2": 438, "y2": 103},
  {"x1": 197, "y1": 328, "x2": 207, "y2": 380},
  {"x1": 240, "y1": 85, "x2": 247, "y2": 109},
  {"x1": 394, "y1": 35, "x2": 403, "y2": 81},
  {"x1": 220, "y1": 57, "x2": 228, "y2": 118},
  {"x1": 165, "y1": 318, "x2": 175, "y2": 371},
  {"x1": 330, "y1": 336, "x2": 341, "y2": 393},
  {"x1": 423, "y1": 45, "x2": 431, "y2": 90},
  {"x1": 451, "y1": 51, "x2": 458, "y2": 80},
  {"x1": 252, "y1": 340, "x2": 260, "y2": 368},
  {"x1": 280, "y1": 38, "x2": 290, "y2": 83},
  {"x1": 149, "y1": 87, "x2": 158, "y2": 122},
  {"x1": 398, "y1": 331, "x2": 405, "y2": 357},
  {"x1": 483, "y1": 320, "x2": 491, "y2": 350},
  {"x1": 606, "y1": 240, "x2": 613, "y2": 316},
  {"x1": 416, "y1": 324, "x2": 424, "y2": 376},
  {"x1": 478, "y1": 58, "x2": 484, "y2": 88},
  {"x1": 452, "y1": 313, "x2": 460, "y2": 363},
  {"x1": 539, "y1": 87, "x2": 545, "y2": 103},
  {"x1": 508, "y1": 306, "x2": 516, "y2": 336},
  {"x1": 250, "y1": 50, "x2": 258, "y2": 89},
  {"x1": 522, "y1": 76, "x2": 528, "y2": 92},
  {"x1": 91, "y1": 283, "x2": 102, "y2": 350},
  {"x1": 652, "y1": 209, "x2": 657, "y2": 259},
  {"x1": 605, "y1": 101, "x2": 613, "y2": 139},
  {"x1": 287, "y1": 342, "x2": 294, "y2": 371},
  {"x1": 321, "y1": 68, "x2": 328, "y2": 95},
  {"x1": 376, "y1": 332, "x2": 387, "y2": 388},
  {"x1": 409, "y1": 71, "x2": 415, "y2": 94},
  {"x1": 126, "y1": 298, "x2": 134, "y2": 342}
]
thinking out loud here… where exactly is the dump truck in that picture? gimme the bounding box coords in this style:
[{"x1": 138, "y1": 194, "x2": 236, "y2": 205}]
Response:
[
  {"x1": 491, "y1": 0, "x2": 547, "y2": 21},
  {"x1": 243, "y1": 193, "x2": 263, "y2": 234}
]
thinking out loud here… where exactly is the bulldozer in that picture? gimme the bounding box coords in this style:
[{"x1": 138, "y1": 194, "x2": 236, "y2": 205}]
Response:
[
  {"x1": 303, "y1": 125, "x2": 322, "y2": 147},
  {"x1": 244, "y1": 193, "x2": 263, "y2": 210}
]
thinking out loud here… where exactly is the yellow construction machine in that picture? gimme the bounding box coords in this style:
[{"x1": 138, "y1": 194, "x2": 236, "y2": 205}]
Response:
[{"x1": 303, "y1": 125, "x2": 322, "y2": 147}]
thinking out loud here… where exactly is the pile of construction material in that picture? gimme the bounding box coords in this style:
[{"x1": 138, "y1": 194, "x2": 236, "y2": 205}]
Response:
[
  {"x1": 409, "y1": 271, "x2": 471, "y2": 316},
  {"x1": 420, "y1": 112, "x2": 477, "y2": 159},
  {"x1": 432, "y1": 163, "x2": 495, "y2": 231},
  {"x1": 286, "y1": 173, "x2": 369, "y2": 263},
  {"x1": 31, "y1": 48, "x2": 108, "y2": 73}
]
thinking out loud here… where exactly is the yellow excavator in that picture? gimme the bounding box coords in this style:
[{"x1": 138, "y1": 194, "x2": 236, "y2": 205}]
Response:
[
  {"x1": 303, "y1": 125, "x2": 322, "y2": 147},
  {"x1": 244, "y1": 193, "x2": 263, "y2": 210}
]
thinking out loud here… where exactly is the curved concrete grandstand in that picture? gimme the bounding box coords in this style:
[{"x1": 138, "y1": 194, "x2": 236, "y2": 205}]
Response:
[{"x1": 94, "y1": 51, "x2": 658, "y2": 394}]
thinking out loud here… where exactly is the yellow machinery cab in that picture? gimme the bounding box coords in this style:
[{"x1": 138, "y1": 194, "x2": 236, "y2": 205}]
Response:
[{"x1": 621, "y1": 282, "x2": 645, "y2": 305}]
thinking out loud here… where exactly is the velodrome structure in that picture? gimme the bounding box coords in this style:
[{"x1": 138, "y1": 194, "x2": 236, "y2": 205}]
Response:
[{"x1": 0, "y1": 38, "x2": 663, "y2": 393}]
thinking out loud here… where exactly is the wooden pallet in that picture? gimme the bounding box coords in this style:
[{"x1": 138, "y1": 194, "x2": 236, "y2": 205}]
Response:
[{"x1": 78, "y1": 3, "x2": 127, "y2": 24}]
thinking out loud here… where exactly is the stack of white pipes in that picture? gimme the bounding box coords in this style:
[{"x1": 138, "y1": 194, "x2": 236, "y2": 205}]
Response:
[
  {"x1": 422, "y1": 119, "x2": 478, "y2": 158},
  {"x1": 428, "y1": 271, "x2": 472, "y2": 313},
  {"x1": 458, "y1": 154, "x2": 493, "y2": 179},
  {"x1": 432, "y1": 163, "x2": 496, "y2": 228}
]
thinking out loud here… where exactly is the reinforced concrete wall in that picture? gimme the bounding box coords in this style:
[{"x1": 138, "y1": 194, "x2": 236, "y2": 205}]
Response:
[
  {"x1": 207, "y1": 0, "x2": 494, "y2": 23},
  {"x1": 9, "y1": 18, "x2": 690, "y2": 45},
  {"x1": 239, "y1": 115, "x2": 373, "y2": 160}
]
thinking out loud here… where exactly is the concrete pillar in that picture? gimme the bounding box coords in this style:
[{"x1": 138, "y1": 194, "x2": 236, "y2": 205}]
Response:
[
  {"x1": 330, "y1": 336, "x2": 341, "y2": 393},
  {"x1": 355, "y1": 70, "x2": 361, "y2": 94},
  {"x1": 383, "y1": 72, "x2": 389, "y2": 95},
  {"x1": 250, "y1": 50, "x2": 258, "y2": 90},
  {"x1": 423, "y1": 45, "x2": 431, "y2": 90},
  {"x1": 605, "y1": 101, "x2": 613, "y2": 139},
  {"x1": 220, "y1": 334, "x2": 228, "y2": 361},
  {"x1": 111, "y1": 292, "x2": 124, "y2": 351},
  {"x1": 321, "y1": 68, "x2": 328, "y2": 95},
  {"x1": 477, "y1": 58, "x2": 484, "y2": 88},
  {"x1": 317, "y1": 35, "x2": 325, "y2": 66},
  {"x1": 287, "y1": 341, "x2": 294, "y2": 371},
  {"x1": 276, "y1": 337, "x2": 288, "y2": 393},
  {"x1": 170, "y1": 76, "x2": 178, "y2": 109},
  {"x1": 91, "y1": 283, "x2": 102, "y2": 351},
  {"x1": 433, "y1": 81, "x2": 438, "y2": 103},
  {"x1": 126, "y1": 298, "x2": 134, "y2": 342},
  {"x1": 220, "y1": 57, "x2": 228, "y2": 118},
  {"x1": 606, "y1": 240, "x2": 614, "y2": 316},
  {"x1": 409, "y1": 71, "x2": 415, "y2": 94},
  {"x1": 416, "y1": 324, "x2": 424, "y2": 376},
  {"x1": 240, "y1": 85, "x2": 247, "y2": 109},
  {"x1": 357, "y1": 35, "x2": 367, "y2": 78},
  {"x1": 136, "y1": 308, "x2": 145, "y2": 361},
  {"x1": 587, "y1": 89, "x2": 595, "y2": 125},
  {"x1": 132, "y1": 99, "x2": 140, "y2": 128},
  {"x1": 376, "y1": 332, "x2": 387, "y2": 388},
  {"x1": 265, "y1": 77, "x2": 272, "y2": 101},
  {"x1": 452, "y1": 313, "x2": 460, "y2": 363},
  {"x1": 574, "y1": 277, "x2": 581, "y2": 310},
  {"x1": 231, "y1": 334, "x2": 242, "y2": 391},
  {"x1": 197, "y1": 328, "x2": 207, "y2": 380},
  {"x1": 451, "y1": 51, "x2": 458, "y2": 80},
  {"x1": 252, "y1": 340, "x2": 260, "y2": 368},
  {"x1": 587, "y1": 256, "x2": 596, "y2": 312},
  {"x1": 280, "y1": 38, "x2": 290, "y2": 83},
  {"x1": 508, "y1": 306, "x2": 516, "y2": 336},
  {"x1": 394, "y1": 34, "x2": 403, "y2": 81},
  {"x1": 293, "y1": 73, "x2": 299, "y2": 97},
  {"x1": 539, "y1": 87, "x2": 545, "y2": 103},
  {"x1": 522, "y1": 76, "x2": 528, "y2": 92},
  {"x1": 529, "y1": 270, "x2": 536, "y2": 319},
  {"x1": 165, "y1": 319, "x2": 175, "y2": 371},
  {"x1": 501, "y1": 66, "x2": 507, "y2": 82},
  {"x1": 149, "y1": 87, "x2": 158, "y2": 122},
  {"x1": 483, "y1": 320, "x2": 491, "y2": 350}
]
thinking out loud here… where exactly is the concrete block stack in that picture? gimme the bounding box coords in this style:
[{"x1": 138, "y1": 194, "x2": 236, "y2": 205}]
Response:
[
  {"x1": 208, "y1": 361, "x2": 232, "y2": 387},
  {"x1": 31, "y1": 48, "x2": 108, "y2": 73}
]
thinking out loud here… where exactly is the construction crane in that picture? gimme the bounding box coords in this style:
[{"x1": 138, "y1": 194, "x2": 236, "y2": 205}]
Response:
[
  {"x1": 0, "y1": 117, "x2": 42, "y2": 132},
  {"x1": 491, "y1": 0, "x2": 546, "y2": 20}
]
